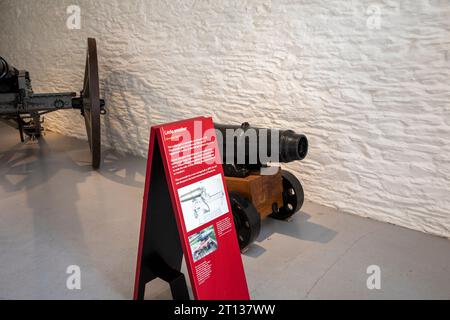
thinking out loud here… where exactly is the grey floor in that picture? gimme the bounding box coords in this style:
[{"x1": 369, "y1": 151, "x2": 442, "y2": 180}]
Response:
[{"x1": 0, "y1": 124, "x2": 449, "y2": 300}]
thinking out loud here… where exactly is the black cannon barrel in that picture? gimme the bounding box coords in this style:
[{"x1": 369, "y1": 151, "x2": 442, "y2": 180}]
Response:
[
  {"x1": 214, "y1": 122, "x2": 308, "y2": 165},
  {"x1": 0, "y1": 56, "x2": 17, "y2": 81},
  {"x1": 0, "y1": 56, "x2": 19, "y2": 93}
]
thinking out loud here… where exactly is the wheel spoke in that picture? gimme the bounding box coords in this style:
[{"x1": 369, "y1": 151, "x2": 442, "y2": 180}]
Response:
[{"x1": 270, "y1": 170, "x2": 304, "y2": 220}]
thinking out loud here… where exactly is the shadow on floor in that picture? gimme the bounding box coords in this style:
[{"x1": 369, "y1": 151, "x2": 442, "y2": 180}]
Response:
[
  {"x1": 98, "y1": 148, "x2": 146, "y2": 189},
  {"x1": 0, "y1": 129, "x2": 144, "y2": 298},
  {"x1": 243, "y1": 211, "x2": 338, "y2": 258},
  {"x1": 0, "y1": 137, "x2": 91, "y2": 192},
  {"x1": 0, "y1": 135, "x2": 93, "y2": 297}
]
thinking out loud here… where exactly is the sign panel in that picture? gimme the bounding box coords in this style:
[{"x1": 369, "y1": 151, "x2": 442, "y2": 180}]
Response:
[{"x1": 134, "y1": 116, "x2": 249, "y2": 300}]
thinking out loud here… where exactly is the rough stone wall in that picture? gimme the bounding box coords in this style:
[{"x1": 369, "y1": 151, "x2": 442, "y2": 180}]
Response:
[{"x1": 1, "y1": 0, "x2": 449, "y2": 238}]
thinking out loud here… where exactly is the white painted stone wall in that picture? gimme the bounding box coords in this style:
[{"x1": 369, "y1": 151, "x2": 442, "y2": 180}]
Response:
[{"x1": 1, "y1": 0, "x2": 449, "y2": 238}]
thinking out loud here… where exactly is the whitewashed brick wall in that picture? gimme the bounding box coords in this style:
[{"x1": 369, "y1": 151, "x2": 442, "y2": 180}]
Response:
[{"x1": 1, "y1": 0, "x2": 449, "y2": 238}]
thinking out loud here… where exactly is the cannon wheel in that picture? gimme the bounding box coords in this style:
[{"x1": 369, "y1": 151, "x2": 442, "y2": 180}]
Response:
[
  {"x1": 81, "y1": 38, "x2": 101, "y2": 169},
  {"x1": 270, "y1": 170, "x2": 304, "y2": 220},
  {"x1": 229, "y1": 191, "x2": 261, "y2": 250}
]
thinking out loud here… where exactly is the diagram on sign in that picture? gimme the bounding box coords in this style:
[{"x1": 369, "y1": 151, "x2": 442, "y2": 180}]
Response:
[
  {"x1": 178, "y1": 173, "x2": 229, "y2": 232},
  {"x1": 188, "y1": 225, "x2": 218, "y2": 262}
]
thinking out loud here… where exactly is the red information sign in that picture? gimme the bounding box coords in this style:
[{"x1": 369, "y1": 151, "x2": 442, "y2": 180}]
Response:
[{"x1": 134, "y1": 117, "x2": 249, "y2": 300}]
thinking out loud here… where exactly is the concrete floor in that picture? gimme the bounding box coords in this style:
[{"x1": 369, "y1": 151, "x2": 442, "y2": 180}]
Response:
[{"x1": 0, "y1": 123, "x2": 449, "y2": 300}]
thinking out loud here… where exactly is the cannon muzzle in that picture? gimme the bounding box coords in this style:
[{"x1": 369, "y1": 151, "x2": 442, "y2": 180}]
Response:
[
  {"x1": 0, "y1": 56, "x2": 17, "y2": 81},
  {"x1": 214, "y1": 122, "x2": 308, "y2": 166}
]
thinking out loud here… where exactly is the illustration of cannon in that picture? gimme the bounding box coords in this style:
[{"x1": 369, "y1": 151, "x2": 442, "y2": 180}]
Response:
[
  {"x1": 215, "y1": 122, "x2": 308, "y2": 250},
  {"x1": 0, "y1": 38, "x2": 105, "y2": 168},
  {"x1": 179, "y1": 186, "x2": 224, "y2": 218}
]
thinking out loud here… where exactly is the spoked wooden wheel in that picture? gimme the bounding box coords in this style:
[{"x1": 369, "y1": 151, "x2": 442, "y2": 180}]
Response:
[
  {"x1": 229, "y1": 191, "x2": 261, "y2": 250},
  {"x1": 81, "y1": 38, "x2": 101, "y2": 169},
  {"x1": 270, "y1": 170, "x2": 304, "y2": 220}
]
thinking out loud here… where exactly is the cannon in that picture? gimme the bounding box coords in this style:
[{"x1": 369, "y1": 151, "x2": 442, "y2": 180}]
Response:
[
  {"x1": 215, "y1": 122, "x2": 308, "y2": 250},
  {"x1": 0, "y1": 38, "x2": 105, "y2": 169}
]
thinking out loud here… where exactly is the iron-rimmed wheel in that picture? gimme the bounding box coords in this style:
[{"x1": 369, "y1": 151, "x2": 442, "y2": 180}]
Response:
[
  {"x1": 81, "y1": 38, "x2": 101, "y2": 169},
  {"x1": 229, "y1": 191, "x2": 261, "y2": 250},
  {"x1": 270, "y1": 170, "x2": 304, "y2": 220}
]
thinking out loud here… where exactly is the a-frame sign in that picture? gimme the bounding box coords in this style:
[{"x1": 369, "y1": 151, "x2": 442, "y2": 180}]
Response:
[{"x1": 134, "y1": 117, "x2": 249, "y2": 300}]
